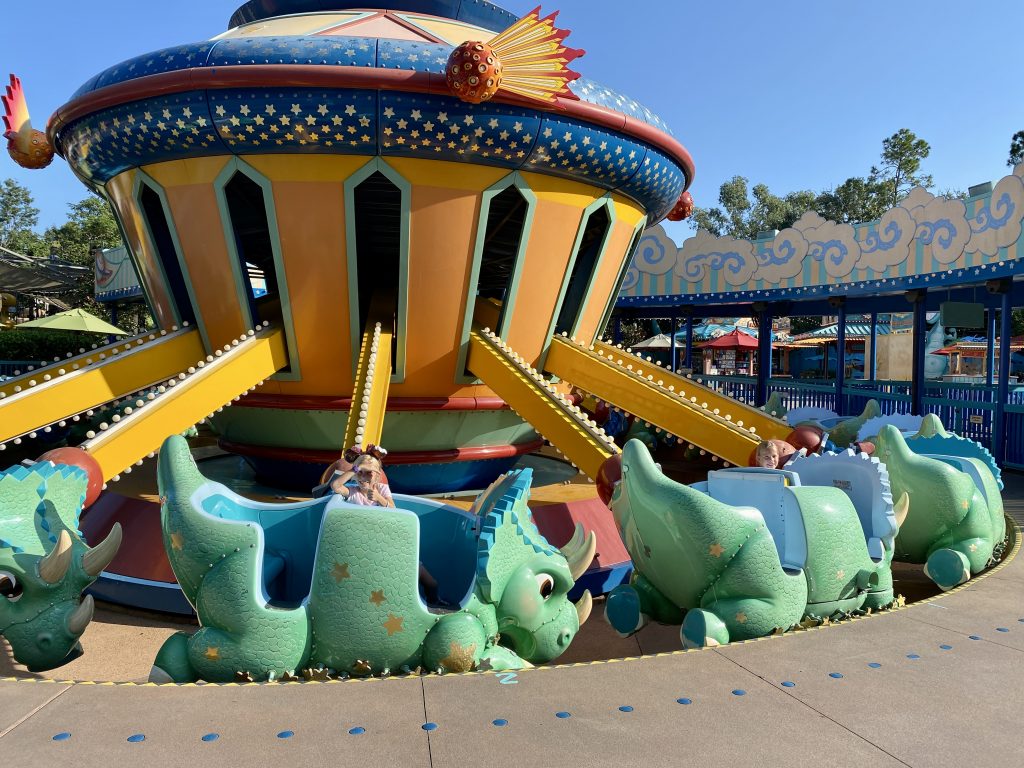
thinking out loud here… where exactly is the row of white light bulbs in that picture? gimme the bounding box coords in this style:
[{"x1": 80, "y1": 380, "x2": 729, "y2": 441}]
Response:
[
  {"x1": 352, "y1": 322, "x2": 383, "y2": 447},
  {"x1": 0, "y1": 324, "x2": 190, "y2": 395},
  {"x1": 560, "y1": 333, "x2": 742, "y2": 465},
  {"x1": 3, "y1": 324, "x2": 271, "y2": 489},
  {"x1": 481, "y1": 328, "x2": 619, "y2": 474}
]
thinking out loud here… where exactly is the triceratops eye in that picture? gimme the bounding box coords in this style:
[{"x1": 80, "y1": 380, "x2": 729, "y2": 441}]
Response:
[
  {"x1": 536, "y1": 573, "x2": 555, "y2": 599},
  {"x1": 0, "y1": 571, "x2": 23, "y2": 602}
]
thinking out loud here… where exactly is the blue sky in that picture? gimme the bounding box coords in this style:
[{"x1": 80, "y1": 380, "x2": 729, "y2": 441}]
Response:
[{"x1": 2, "y1": 0, "x2": 1022, "y2": 243}]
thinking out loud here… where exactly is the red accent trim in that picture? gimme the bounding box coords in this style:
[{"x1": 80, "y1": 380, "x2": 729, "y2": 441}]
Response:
[
  {"x1": 48, "y1": 65, "x2": 694, "y2": 189},
  {"x1": 219, "y1": 438, "x2": 545, "y2": 465},
  {"x1": 234, "y1": 394, "x2": 511, "y2": 411}
]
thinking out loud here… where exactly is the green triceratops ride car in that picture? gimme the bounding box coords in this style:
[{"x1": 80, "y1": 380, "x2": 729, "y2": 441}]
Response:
[
  {"x1": 151, "y1": 435, "x2": 595, "y2": 683},
  {"x1": 603, "y1": 439, "x2": 906, "y2": 649},
  {"x1": 876, "y1": 418, "x2": 1007, "y2": 591},
  {"x1": 0, "y1": 462, "x2": 121, "y2": 671}
]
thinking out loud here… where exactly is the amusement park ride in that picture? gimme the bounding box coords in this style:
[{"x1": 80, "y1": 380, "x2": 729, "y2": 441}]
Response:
[{"x1": 0, "y1": 0, "x2": 1020, "y2": 762}]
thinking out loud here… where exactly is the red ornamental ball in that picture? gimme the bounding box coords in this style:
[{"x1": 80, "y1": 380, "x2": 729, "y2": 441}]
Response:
[
  {"x1": 785, "y1": 425, "x2": 826, "y2": 454},
  {"x1": 666, "y1": 191, "x2": 694, "y2": 221},
  {"x1": 596, "y1": 453, "x2": 623, "y2": 507},
  {"x1": 36, "y1": 448, "x2": 104, "y2": 509},
  {"x1": 7, "y1": 129, "x2": 54, "y2": 170},
  {"x1": 446, "y1": 41, "x2": 503, "y2": 104}
]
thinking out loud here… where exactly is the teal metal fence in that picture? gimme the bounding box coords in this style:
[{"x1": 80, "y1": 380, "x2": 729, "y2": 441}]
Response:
[{"x1": 692, "y1": 374, "x2": 1024, "y2": 470}]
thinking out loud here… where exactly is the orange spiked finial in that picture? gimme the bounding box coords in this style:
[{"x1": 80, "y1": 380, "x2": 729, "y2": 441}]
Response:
[
  {"x1": 446, "y1": 6, "x2": 585, "y2": 106},
  {"x1": 3, "y1": 75, "x2": 54, "y2": 169}
]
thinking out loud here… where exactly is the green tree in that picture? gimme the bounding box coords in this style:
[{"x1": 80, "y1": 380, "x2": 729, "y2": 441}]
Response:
[
  {"x1": 0, "y1": 178, "x2": 40, "y2": 253},
  {"x1": 871, "y1": 128, "x2": 933, "y2": 207},
  {"x1": 1009, "y1": 130, "x2": 1024, "y2": 168},
  {"x1": 813, "y1": 176, "x2": 890, "y2": 223},
  {"x1": 42, "y1": 196, "x2": 123, "y2": 313},
  {"x1": 691, "y1": 176, "x2": 816, "y2": 239}
]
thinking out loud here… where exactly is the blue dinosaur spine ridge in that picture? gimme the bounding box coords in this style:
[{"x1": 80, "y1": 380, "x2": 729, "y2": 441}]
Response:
[{"x1": 475, "y1": 468, "x2": 560, "y2": 595}]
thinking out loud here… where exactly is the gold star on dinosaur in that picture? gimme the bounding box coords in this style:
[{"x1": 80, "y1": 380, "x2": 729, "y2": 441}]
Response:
[
  {"x1": 735, "y1": 612, "x2": 747, "y2": 624},
  {"x1": 383, "y1": 613, "x2": 405, "y2": 636},
  {"x1": 205, "y1": 646, "x2": 220, "y2": 661},
  {"x1": 439, "y1": 641, "x2": 477, "y2": 673},
  {"x1": 836, "y1": 569, "x2": 845, "y2": 580},
  {"x1": 969, "y1": 543, "x2": 978, "y2": 552},
  {"x1": 709, "y1": 543, "x2": 725, "y2": 557},
  {"x1": 369, "y1": 589, "x2": 386, "y2": 606},
  {"x1": 169, "y1": 531, "x2": 184, "y2": 551},
  {"x1": 331, "y1": 562, "x2": 350, "y2": 583},
  {"x1": 962, "y1": 500, "x2": 970, "y2": 510}
]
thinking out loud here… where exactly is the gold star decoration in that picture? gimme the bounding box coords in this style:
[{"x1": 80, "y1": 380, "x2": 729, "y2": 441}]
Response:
[
  {"x1": 709, "y1": 543, "x2": 725, "y2": 558},
  {"x1": 383, "y1": 613, "x2": 405, "y2": 636},
  {"x1": 735, "y1": 612, "x2": 747, "y2": 624},
  {"x1": 369, "y1": 589, "x2": 386, "y2": 606},
  {"x1": 969, "y1": 543, "x2": 978, "y2": 552},
  {"x1": 169, "y1": 531, "x2": 184, "y2": 551},
  {"x1": 962, "y1": 500, "x2": 970, "y2": 510},
  {"x1": 205, "y1": 646, "x2": 220, "y2": 661},
  {"x1": 331, "y1": 562, "x2": 350, "y2": 583},
  {"x1": 836, "y1": 570, "x2": 845, "y2": 580},
  {"x1": 439, "y1": 641, "x2": 477, "y2": 673}
]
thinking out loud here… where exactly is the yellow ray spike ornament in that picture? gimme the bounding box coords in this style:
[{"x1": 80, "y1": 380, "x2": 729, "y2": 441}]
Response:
[
  {"x1": 445, "y1": 6, "x2": 585, "y2": 106},
  {"x1": 3, "y1": 75, "x2": 54, "y2": 169}
]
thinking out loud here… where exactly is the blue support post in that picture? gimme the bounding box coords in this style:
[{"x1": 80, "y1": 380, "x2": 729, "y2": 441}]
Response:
[
  {"x1": 755, "y1": 304, "x2": 773, "y2": 407},
  {"x1": 684, "y1": 316, "x2": 694, "y2": 371},
  {"x1": 669, "y1": 312, "x2": 678, "y2": 372},
  {"x1": 993, "y1": 290, "x2": 1012, "y2": 466},
  {"x1": 868, "y1": 311, "x2": 878, "y2": 381},
  {"x1": 909, "y1": 290, "x2": 927, "y2": 416},
  {"x1": 834, "y1": 302, "x2": 847, "y2": 413},
  {"x1": 986, "y1": 308, "x2": 996, "y2": 387}
]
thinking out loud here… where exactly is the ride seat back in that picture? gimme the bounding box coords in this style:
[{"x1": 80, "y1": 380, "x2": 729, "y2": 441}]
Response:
[
  {"x1": 928, "y1": 455, "x2": 993, "y2": 507},
  {"x1": 706, "y1": 470, "x2": 807, "y2": 571}
]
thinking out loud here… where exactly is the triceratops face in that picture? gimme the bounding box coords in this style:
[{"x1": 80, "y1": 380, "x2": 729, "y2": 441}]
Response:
[
  {"x1": 0, "y1": 463, "x2": 121, "y2": 671},
  {"x1": 474, "y1": 472, "x2": 595, "y2": 664}
]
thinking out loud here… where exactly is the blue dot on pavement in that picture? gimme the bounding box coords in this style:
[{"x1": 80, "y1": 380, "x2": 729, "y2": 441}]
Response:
[
  {"x1": 555, "y1": 712, "x2": 572, "y2": 719},
  {"x1": 781, "y1": 681, "x2": 796, "y2": 688},
  {"x1": 907, "y1": 654, "x2": 920, "y2": 659},
  {"x1": 969, "y1": 635, "x2": 981, "y2": 640},
  {"x1": 276, "y1": 731, "x2": 294, "y2": 740},
  {"x1": 732, "y1": 689, "x2": 746, "y2": 696},
  {"x1": 348, "y1": 727, "x2": 365, "y2": 735},
  {"x1": 829, "y1": 672, "x2": 844, "y2": 679},
  {"x1": 127, "y1": 734, "x2": 146, "y2": 743},
  {"x1": 676, "y1": 698, "x2": 692, "y2": 705},
  {"x1": 492, "y1": 719, "x2": 508, "y2": 727},
  {"x1": 201, "y1": 733, "x2": 219, "y2": 742},
  {"x1": 422, "y1": 723, "x2": 438, "y2": 732},
  {"x1": 52, "y1": 732, "x2": 71, "y2": 742},
  {"x1": 618, "y1": 706, "x2": 633, "y2": 712},
  {"x1": 997, "y1": 627, "x2": 1010, "y2": 633},
  {"x1": 868, "y1": 662, "x2": 882, "y2": 668},
  {"x1": 940, "y1": 645, "x2": 952, "y2": 650}
]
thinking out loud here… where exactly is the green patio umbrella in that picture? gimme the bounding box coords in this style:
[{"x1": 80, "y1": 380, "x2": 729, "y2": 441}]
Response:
[{"x1": 16, "y1": 308, "x2": 129, "y2": 335}]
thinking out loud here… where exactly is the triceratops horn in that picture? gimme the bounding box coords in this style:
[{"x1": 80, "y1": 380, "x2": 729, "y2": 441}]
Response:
[
  {"x1": 575, "y1": 590, "x2": 593, "y2": 626},
  {"x1": 66, "y1": 594, "x2": 94, "y2": 636},
  {"x1": 82, "y1": 523, "x2": 122, "y2": 577},
  {"x1": 39, "y1": 530, "x2": 73, "y2": 584},
  {"x1": 893, "y1": 492, "x2": 910, "y2": 529},
  {"x1": 560, "y1": 523, "x2": 585, "y2": 560},
  {"x1": 563, "y1": 528, "x2": 596, "y2": 582}
]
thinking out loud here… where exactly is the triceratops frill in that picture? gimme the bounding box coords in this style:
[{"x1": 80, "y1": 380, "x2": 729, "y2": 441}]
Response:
[
  {"x1": 0, "y1": 462, "x2": 121, "y2": 671},
  {"x1": 151, "y1": 435, "x2": 594, "y2": 683}
]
